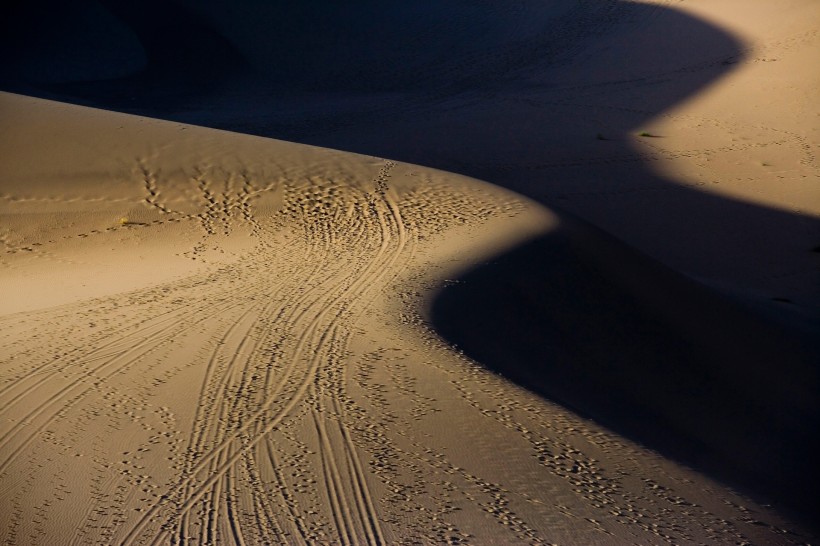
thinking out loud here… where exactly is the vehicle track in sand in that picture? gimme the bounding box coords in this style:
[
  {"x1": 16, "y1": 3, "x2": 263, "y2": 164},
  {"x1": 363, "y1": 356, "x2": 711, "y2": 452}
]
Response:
[
  {"x1": 1, "y1": 156, "x2": 814, "y2": 545},
  {"x1": 180, "y1": 163, "x2": 404, "y2": 546},
  {"x1": 114, "y1": 159, "x2": 413, "y2": 545}
]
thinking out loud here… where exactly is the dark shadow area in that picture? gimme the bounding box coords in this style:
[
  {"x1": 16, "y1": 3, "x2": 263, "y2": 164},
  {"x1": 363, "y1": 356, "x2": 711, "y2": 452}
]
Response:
[
  {"x1": 0, "y1": 0, "x2": 247, "y2": 108},
  {"x1": 2, "y1": 0, "x2": 818, "y2": 527},
  {"x1": 432, "y1": 218, "x2": 820, "y2": 526}
]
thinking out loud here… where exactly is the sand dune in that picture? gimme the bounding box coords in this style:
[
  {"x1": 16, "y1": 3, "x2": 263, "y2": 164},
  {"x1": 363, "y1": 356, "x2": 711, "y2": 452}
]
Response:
[
  {"x1": 1, "y1": 0, "x2": 819, "y2": 544},
  {"x1": 6, "y1": 0, "x2": 815, "y2": 318},
  {"x1": 0, "y1": 92, "x2": 815, "y2": 544}
]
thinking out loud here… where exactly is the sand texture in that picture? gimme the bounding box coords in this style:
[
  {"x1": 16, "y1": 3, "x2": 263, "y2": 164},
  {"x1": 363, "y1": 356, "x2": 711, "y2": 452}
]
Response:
[
  {"x1": 1, "y1": 0, "x2": 819, "y2": 544},
  {"x1": 0, "y1": 92, "x2": 815, "y2": 545}
]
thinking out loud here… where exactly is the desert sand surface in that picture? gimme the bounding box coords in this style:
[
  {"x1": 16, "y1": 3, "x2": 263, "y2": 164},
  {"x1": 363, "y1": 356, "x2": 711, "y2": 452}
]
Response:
[
  {"x1": 0, "y1": 91, "x2": 814, "y2": 546},
  {"x1": 1, "y1": 0, "x2": 819, "y2": 544}
]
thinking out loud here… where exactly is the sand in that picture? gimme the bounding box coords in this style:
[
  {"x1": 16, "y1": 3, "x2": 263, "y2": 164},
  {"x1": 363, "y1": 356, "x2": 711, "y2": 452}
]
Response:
[{"x1": 1, "y1": 0, "x2": 819, "y2": 544}]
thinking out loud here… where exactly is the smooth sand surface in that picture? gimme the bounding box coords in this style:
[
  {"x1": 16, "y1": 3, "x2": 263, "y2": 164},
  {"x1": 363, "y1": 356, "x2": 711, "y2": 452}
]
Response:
[{"x1": 1, "y1": 0, "x2": 819, "y2": 544}]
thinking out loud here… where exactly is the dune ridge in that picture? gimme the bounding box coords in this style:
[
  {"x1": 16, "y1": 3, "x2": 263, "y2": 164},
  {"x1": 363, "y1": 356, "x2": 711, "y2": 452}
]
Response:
[
  {"x1": 7, "y1": 0, "x2": 815, "y2": 320},
  {"x1": 1, "y1": 92, "x2": 816, "y2": 544}
]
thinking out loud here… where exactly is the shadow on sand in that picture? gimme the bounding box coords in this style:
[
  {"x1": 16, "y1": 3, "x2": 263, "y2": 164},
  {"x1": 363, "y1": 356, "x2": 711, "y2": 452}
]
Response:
[
  {"x1": 431, "y1": 217, "x2": 819, "y2": 525},
  {"x1": 2, "y1": 0, "x2": 818, "y2": 525}
]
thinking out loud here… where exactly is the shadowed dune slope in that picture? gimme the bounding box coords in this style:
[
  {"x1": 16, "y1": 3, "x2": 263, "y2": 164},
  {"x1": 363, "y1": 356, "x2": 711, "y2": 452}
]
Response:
[{"x1": 432, "y1": 220, "x2": 820, "y2": 524}]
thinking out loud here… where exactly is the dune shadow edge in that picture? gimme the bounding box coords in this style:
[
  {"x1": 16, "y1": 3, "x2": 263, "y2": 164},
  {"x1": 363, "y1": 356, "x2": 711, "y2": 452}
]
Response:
[{"x1": 430, "y1": 218, "x2": 820, "y2": 527}]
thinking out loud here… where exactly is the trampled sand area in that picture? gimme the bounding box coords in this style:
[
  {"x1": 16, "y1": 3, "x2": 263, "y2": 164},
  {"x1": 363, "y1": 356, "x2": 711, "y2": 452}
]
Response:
[{"x1": 1, "y1": 1, "x2": 818, "y2": 544}]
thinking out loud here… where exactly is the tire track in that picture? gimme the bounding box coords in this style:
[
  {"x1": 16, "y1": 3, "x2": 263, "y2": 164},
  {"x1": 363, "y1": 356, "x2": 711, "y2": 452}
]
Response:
[
  {"x1": 126, "y1": 162, "x2": 408, "y2": 544},
  {"x1": 174, "y1": 303, "x2": 262, "y2": 546},
  {"x1": 171, "y1": 223, "x2": 322, "y2": 544},
  {"x1": 0, "y1": 306, "x2": 188, "y2": 401},
  {"x1": 0, "y1": 286, "x2": 262, "y2": 476},
  {"x1": 0, "y1": 306, "x2": 194, "y2": 412},
  {"x1": 1, "y1": 169, "x2": 295, "y2": 491},
  {"x1": 303, "y1": 163, "x2": 410, "y2": 546},
  {"x1": 178, "y1": 292, "x2": 298, "y2": 546},
  {"x1": 5, "y1": 151, "x2": 808, "y2": 545},
  {"x1": 263, "y1": 437, "x2": 311, "y2": 546}
]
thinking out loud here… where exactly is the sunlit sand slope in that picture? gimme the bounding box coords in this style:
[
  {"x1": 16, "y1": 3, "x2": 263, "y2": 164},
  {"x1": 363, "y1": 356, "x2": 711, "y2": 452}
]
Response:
[{"x1": 0, "y1": 93, "x2": 814, "y2": 544}]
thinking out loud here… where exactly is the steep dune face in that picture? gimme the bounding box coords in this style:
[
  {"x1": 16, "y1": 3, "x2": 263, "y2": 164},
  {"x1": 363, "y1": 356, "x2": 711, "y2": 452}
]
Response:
[{"x1": 1, "y1": 93, "x2": 815, "y2": 544}]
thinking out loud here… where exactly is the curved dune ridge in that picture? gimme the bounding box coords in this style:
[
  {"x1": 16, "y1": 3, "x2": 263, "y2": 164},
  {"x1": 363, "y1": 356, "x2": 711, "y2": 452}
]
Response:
[
  {"x1": 5, "y1": 0, "x2": 817, "y2": 320},
  {"x1": 0, "y1": 93, "x2": 815, "y2": 544}
]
